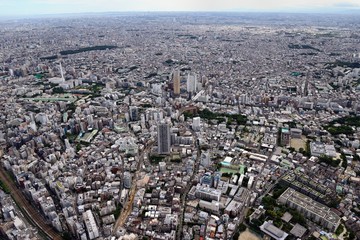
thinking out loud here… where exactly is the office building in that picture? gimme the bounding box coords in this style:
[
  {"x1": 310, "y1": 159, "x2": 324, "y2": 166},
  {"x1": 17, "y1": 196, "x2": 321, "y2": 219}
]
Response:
[
  {"x1": 224, "y1": 200, "x2": 243, "y2": 217},
  {"x1": 201, "y1": 172, "x2": 213, "y2": 187},
  {"x1": 157, "y1": 122, "x2": 171, "y2": 154},
  {"x1": 129, "y1": 106, "x2": 139, "y2": 121},
  {"x1": 123, "y1": 171, "x2": 132, "y2": 189},
  {"x1": 213, "y1": 172, "x2": 221, "y2": 188},
  {"x1": 194, "y1": 185, "x2": 222, "y2": 202},
  {"x1": 200, "y1": 152, "x2": 210, "y2": 167},
  {"x1": 187, "y1": 73, "x2": 197, "y2": 93},
  {"x1": 173, "y1": 69, "x2": 181, "y2": 96},
  {"x1": 280, "y1": 128, "x2": 290, "y2": 146},
  {"x1": 192, "y1": 117, "x2": 201, "y2": 131},
  {"x1": 199, "y1": 200, "x2": 220, "y2": 213}
]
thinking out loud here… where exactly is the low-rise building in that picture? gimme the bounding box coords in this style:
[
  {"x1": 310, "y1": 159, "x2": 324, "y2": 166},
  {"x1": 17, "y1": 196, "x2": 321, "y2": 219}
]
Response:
[
  {"x1": 260, "y1": 221, "x2": 289, "y2": 240},
  {"x1": 278, "y1": 188, "x2": 341, "y2": 231}
]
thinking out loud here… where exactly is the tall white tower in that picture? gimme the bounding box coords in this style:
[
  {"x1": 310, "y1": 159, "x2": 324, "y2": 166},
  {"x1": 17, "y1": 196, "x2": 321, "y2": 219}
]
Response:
[
  {"x1": 187, "y1": 73, "x2": 197, "y2": 93},
  {"x1": 59, "y1": 62, "x2": 65, "y2": 81}
]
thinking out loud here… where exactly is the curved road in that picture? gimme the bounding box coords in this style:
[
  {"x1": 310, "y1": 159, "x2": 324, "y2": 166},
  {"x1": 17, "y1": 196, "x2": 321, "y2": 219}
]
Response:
[{"x1": 0, "y1": 167, "x2": 63, "y2": 240}]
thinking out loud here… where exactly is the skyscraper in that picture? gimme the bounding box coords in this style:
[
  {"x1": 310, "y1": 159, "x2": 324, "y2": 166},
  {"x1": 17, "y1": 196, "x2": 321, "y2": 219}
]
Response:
[
  {"x1": 59, "y1": 62, "x2": 65, "y2": 81},
  {"x1": 129, "y1": 106, "x2": 139, "y2": 121},
  {"x1": 187, "y1": 73, "x2": 197, "y2": 93},
  {"x1": 173, "y1": 70, "x2": 181, "y2": 96},
  {"x1": 157, "y1": 122, "x2": 171, "y2": 154}
]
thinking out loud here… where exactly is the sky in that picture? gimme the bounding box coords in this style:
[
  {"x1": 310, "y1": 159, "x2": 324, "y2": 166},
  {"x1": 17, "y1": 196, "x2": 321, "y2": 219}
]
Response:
[{"x1": 1, "y1": 0, "x2": 360, "y2": 16}]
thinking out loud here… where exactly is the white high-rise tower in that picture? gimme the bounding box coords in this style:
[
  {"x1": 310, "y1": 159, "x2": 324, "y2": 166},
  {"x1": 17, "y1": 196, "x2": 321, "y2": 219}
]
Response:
[
  {"x1": 59, "y1": 62, "x2": 65, "y2": 81},
  {"x1": 187, "y1": 73, "x2": 197, "y2": 93}
]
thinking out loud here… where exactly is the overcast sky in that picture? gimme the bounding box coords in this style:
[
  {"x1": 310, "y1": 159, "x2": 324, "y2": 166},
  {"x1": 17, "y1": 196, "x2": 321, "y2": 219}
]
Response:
[{"x1": 1, "y1": 0, "x2": 360, "y2": 16}]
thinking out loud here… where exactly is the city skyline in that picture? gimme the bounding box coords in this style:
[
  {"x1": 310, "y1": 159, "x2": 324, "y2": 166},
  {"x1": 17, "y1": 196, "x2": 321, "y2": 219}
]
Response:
[
  {"x1": 1, "y1": 10, "x2": 360, "y2": 240},
  {"x1": 1, "y1": 0, "x2": 360, "y2": 16}
]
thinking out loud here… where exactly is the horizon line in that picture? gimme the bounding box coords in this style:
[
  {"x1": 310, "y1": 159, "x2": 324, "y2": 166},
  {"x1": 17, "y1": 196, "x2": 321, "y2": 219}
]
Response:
[{"x1": 1, "y1": 9, "x2": 360, "y2": 19}]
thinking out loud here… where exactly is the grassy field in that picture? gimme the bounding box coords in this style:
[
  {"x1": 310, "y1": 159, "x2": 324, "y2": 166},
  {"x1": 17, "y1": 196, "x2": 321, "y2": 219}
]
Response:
[{"x1": 220, "y1": 167, "x2": 240, "y2": 174}]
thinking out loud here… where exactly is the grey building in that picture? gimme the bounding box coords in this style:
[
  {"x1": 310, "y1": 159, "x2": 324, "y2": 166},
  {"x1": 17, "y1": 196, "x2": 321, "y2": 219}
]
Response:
[
  {"x1": 278, "y1": 188, "x2": 340, "y2": 231},
  {"x1": 157, "y1": 122, "x2": 171, "y2": 154}
]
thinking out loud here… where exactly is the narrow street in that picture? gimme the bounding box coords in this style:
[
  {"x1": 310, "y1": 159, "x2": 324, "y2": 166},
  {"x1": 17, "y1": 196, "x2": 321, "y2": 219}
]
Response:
[{"x1": 176, "y1": 126, "x2": 201, "y2": 240}]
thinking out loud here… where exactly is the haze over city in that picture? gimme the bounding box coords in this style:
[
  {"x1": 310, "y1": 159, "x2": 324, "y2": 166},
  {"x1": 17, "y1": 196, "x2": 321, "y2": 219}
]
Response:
[
  {"x1": 1, "y1": 0, "x2": 360, "y2": 16},
  {"x1": 1, "y1": 0, "x2": 360, "y2": 240}
]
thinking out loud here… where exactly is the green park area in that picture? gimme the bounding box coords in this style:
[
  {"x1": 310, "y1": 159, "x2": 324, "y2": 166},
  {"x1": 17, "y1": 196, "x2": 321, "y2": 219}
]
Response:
[
  {"x1": 325, "y1": 116, "x2": 360, "y2": 135},
  {"x1": 184, "y1": 108, "x2": 247, "y2": 125}
]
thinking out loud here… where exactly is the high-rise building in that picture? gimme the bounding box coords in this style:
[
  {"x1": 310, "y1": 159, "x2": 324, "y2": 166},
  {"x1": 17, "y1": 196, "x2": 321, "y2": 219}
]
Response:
[
  {"x1": 123, "y1": 171, "x2": 132, "y2": 189},
  {"x1": 200, "y1": 152, "x2": 210, "y2": 167},
  {"x1": 157, "y1": 122, "x2": 171, "y2": 154},
  {"x1": 187, "y1": 73, "x2": 197, "y2": 93},
  {"x1": 87, "y1": 115, "x2": 94, "y2": 127},
  {"x1": 59, "y1": 62, "x2": 65, "y2": 81},
  {"x1": 213, "y1": 172, "x2": 221, "y2": 188},
  {"x1": 201, "y1": 172, "x2": 213, "y2": 187},
  {"x1": 129, "y1": 106, "x2": 139, "y2": 121},
  {"x1": 280, "y1": 128, "x2": 290, "y2": 146},
  {"x1": 173, "y1": 70, "x2": 181, "y2": 96},
  {"x1": 192, "y1": 117, "x2": 201, "y2": 131}
]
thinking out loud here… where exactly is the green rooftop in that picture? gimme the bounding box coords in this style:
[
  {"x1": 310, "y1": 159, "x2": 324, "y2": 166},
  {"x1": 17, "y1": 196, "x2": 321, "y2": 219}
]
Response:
[{"x1": 281, "y1": 128, "x2": 289, "y2": 133}]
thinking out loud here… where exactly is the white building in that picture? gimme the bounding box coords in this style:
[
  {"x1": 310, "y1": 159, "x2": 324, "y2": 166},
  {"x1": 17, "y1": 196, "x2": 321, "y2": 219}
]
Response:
[
  {"x1": 260, "y1": 221, "x2": 288, "y2": 240},
  {"x1": 192, "y1": 117, "x2": 201, "y2": 131},
  {"x1": 83, "y1": 210, "x2": 99, "y2": 240},
  {"x1": 199, "y1": 200, "x2": 220, "y2": 213},
  {"x1": 187, "y1": 74, "x2": 197, "y2": 93},
  {"x1": 123, "y1": 171, "x2": 132, "y2": 189}
]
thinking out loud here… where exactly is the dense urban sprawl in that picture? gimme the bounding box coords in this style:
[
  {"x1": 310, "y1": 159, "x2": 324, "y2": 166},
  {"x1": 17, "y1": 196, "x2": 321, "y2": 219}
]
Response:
[{"x1": 0, "y1": 12, "x2": 360, "y2": 240}]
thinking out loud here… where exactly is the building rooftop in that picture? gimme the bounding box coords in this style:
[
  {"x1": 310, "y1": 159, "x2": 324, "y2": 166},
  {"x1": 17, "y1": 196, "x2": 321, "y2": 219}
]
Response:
[
  {"x1": 290, "y1": 223, "x2": 307, "y2": 238},
  {"x1": 260, "y1": 221, "x2": 289, "y2": 240}
]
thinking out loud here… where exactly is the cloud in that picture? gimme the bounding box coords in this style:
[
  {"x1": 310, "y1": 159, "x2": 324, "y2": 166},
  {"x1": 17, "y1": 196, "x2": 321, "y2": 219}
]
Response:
[{"x1": 333, "y1": 2, "x2": 360, "y2": 8}]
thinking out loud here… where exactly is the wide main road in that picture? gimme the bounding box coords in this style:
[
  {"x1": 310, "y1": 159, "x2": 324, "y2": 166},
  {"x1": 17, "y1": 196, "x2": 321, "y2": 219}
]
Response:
[{"x1": 0, "y1": 167, "x2": 63, "y2": 240}]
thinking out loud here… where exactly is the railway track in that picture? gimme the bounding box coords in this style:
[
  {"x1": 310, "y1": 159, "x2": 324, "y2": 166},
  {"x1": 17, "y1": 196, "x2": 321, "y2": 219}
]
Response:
[{"x1": 0, "y1": 167, "x2": 63, "y2": 240}]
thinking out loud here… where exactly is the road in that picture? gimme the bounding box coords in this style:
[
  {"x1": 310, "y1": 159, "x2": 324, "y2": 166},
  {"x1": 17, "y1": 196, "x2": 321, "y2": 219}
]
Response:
[
  {"x1": 176, "y1": 127, "x2": 201, "y2": 240},
  {"x1": 113, "y1": 141, "x2": 153, "y2": 232},
  {"x1": 256, "y1": 172, "x2": 285, "y2": 204},
  {"x1": 0, "y1": 167, "x2": 63, "y2": 240}
]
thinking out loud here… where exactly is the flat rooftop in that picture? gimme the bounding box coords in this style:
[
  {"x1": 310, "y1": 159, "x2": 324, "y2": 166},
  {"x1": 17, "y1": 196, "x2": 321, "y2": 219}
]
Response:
[{"x1": 279, "y1": 188, "x2": 340, "y2": 224}]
